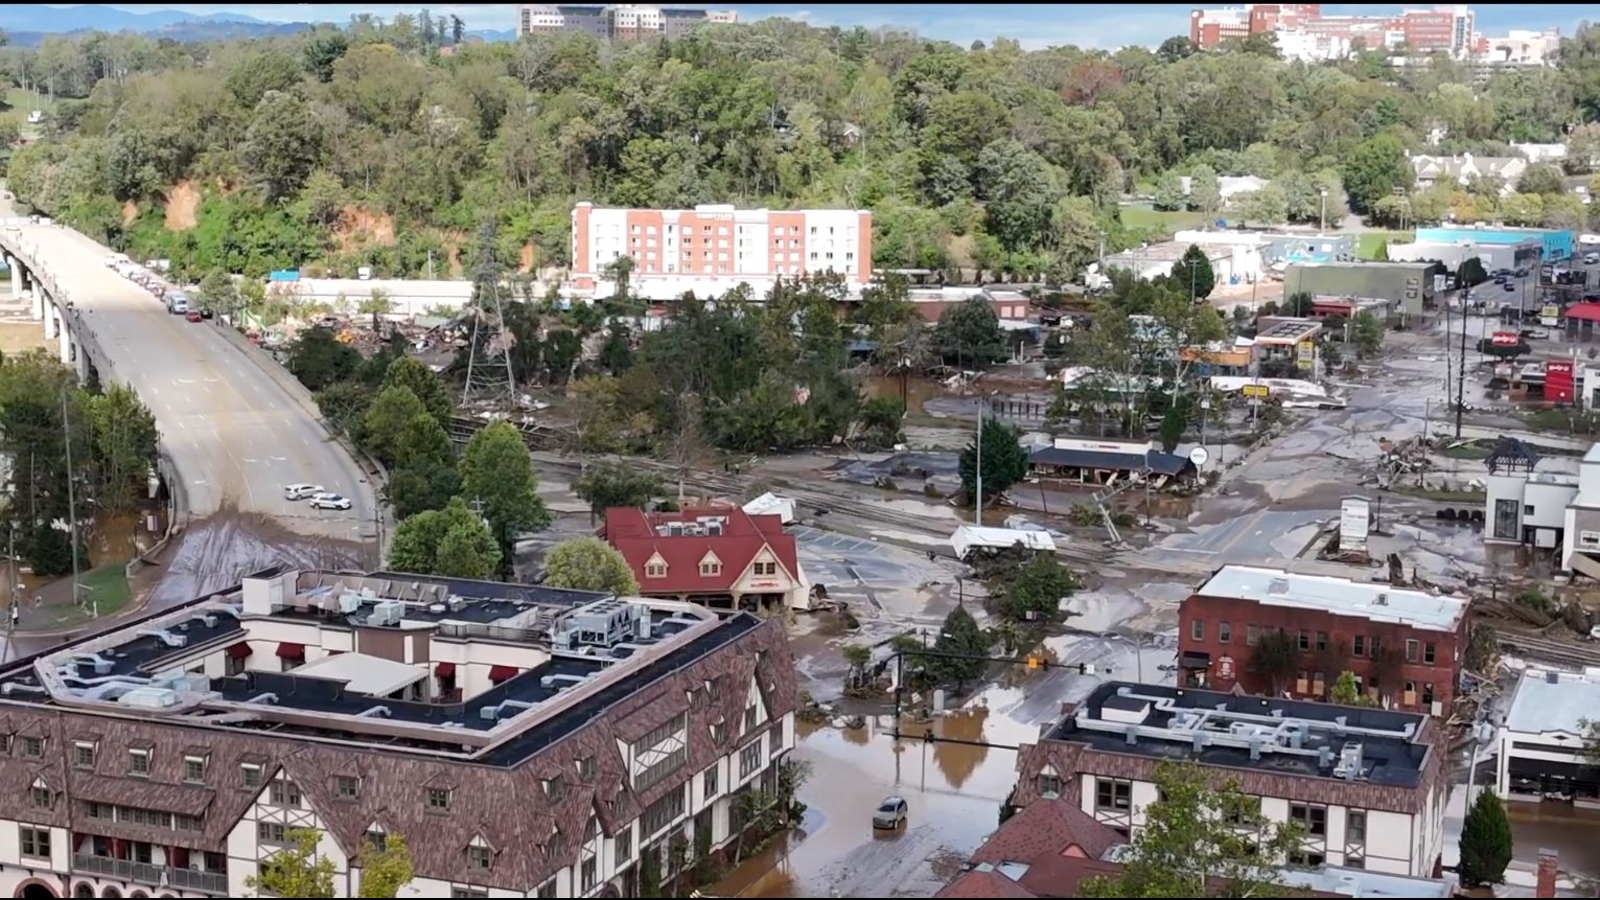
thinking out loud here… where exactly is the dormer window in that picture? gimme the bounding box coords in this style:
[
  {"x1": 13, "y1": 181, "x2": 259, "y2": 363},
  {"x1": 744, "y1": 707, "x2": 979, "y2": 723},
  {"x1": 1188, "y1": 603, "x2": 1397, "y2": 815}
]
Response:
[
  {"x1": 467, "y1": 844, "x2": 492, "y2": 871},
  {"x1": 74, "y1": 741, "x2": 97, "y2": 769},
  {"x1": 576, "y1": 756, "x2": 595, "y2": 781},
  {"x1": 30, "y1": 778, "x2": 51, "y2": 809},
  {"x1": 128, "y1": 748, "x2": 151, "y2": 777},
  {"x1": 542, "y1": 775, "x2": 565, "y2": 800},
  {"x1": 699, "y1": 553, "x2": 721, "y2": 577},
  {"x1": 645, "y1": 556, "x2": 667, "y2": 579}
]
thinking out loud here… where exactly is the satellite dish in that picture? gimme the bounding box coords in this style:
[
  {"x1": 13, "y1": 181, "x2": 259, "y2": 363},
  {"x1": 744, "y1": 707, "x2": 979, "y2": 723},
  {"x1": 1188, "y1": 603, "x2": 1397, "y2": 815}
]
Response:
[{"x1": 1189, "y1": 447, "x2": 1210, "y2": 467}]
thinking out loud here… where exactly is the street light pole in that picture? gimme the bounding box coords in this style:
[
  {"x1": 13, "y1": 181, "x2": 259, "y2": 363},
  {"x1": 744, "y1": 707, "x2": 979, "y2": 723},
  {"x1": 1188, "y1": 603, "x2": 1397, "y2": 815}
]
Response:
[
  {"x1": 1456, "y1": 244, "x2": 1472, "y2": 439},
  {"x1": 974, "y1": 394, "x2": 983, "y2": 526},
  {"x1": 1319, "y1": 188, "x2": 1328, "y2": 233}
]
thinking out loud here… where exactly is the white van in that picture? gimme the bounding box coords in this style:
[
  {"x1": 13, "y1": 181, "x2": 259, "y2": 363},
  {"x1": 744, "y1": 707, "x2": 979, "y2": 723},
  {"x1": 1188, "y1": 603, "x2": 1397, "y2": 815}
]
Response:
[{"x1": 167, "y1": 292, "x2": 189, "y2": 315}]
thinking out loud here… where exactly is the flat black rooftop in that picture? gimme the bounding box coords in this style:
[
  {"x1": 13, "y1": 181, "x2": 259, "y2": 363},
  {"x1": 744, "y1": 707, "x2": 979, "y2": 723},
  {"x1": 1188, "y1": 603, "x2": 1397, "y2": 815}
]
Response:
[
  {"x1": 1047, "y1": 682, "x2": 1428, "y2": 789},
  {"x1": 363, "y1": 571, "x2": 607, "y2": 608}
]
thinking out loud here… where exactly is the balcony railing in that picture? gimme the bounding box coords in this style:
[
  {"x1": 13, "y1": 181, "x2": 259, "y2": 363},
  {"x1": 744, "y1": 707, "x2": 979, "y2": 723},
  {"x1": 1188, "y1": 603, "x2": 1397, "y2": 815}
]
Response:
[{"x1": 73, "y1": 853, "x2": 228, "y2": 895}]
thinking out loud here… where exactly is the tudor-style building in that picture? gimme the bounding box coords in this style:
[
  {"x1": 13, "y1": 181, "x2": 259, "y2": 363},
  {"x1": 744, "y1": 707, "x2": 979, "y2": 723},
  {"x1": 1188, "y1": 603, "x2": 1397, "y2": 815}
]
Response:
[
  {"x1": 602, "y1": 507, "x2": 808, "y2": 610},
  {"x1": 0, "y1": 566, "x2": 799, "y2": 899}
]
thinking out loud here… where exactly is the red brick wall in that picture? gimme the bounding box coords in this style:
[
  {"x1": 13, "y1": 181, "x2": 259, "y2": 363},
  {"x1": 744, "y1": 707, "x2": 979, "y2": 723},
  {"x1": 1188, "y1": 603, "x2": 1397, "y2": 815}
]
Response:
[{"x1": 1176, "y1": 593, "x2": 1465, "y2": 713}]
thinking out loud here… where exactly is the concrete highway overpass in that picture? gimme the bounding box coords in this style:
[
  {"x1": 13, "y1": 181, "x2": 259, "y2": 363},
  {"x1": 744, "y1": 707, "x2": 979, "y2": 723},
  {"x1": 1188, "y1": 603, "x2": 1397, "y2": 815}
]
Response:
[{"x1": 0, "y1": 212, "x2": 378, "y2": 623}]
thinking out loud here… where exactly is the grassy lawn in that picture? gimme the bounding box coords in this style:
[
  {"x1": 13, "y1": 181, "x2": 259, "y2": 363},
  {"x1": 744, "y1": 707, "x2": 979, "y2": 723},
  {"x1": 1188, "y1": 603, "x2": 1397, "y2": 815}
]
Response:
[
  {"x1": 1388, "y1": 484, "x2": 1486, "y2": 503},
  {"x1": 79, "y1": 563, "x2": 133, "y2": 617},
  {"x1": 2, "y1": 87, "x2": 55, "y2": 139},
  {"x1": 1356, "y1": 230, "x2": 1413, "y2": 260},
  {"x1": 1121, "y1": 206, "x2": 1208, "y2": 236},
  {"x1": 1525, "y1": 409, "x2": 1600, "y2": 436}
]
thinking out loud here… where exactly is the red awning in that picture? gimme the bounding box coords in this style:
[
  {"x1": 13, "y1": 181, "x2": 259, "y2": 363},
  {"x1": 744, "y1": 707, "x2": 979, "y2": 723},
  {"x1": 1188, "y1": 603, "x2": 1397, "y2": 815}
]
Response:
[
  {"x1": 488, "y1": 665, "x2": 518, "y2": 683},
  {"x1": 434, "y1": 662, "x2": 456, "y2": 679},
  {"x1": 275, "y1": 642, "x2": 305, "y2": 660},
  {"x1": 226, "y1": 642, "x2": 252, "y2": 660}
]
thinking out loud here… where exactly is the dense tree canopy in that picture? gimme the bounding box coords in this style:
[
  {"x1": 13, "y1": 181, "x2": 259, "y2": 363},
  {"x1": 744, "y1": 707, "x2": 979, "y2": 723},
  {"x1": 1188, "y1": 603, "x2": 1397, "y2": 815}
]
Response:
[{"x1": 6, "y1": 16, "x2": 1598, "y2": 282}]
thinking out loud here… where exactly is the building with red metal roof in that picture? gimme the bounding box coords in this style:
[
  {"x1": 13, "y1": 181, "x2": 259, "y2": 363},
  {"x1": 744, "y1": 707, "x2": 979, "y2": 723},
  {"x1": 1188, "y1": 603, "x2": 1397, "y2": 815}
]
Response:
[{"x1": 602, "y1": 506, "x2": 807, "y2": 610}]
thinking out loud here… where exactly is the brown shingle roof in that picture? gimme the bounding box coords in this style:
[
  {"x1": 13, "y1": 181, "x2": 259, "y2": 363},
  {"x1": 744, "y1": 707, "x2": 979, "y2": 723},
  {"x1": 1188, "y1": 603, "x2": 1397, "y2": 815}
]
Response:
[
  {"x1": 971, "y1": 799, "x2": 1121, "y2": 866},
  {"x1": 0, "y1": 617, "x2": 797, "y2": 892}
]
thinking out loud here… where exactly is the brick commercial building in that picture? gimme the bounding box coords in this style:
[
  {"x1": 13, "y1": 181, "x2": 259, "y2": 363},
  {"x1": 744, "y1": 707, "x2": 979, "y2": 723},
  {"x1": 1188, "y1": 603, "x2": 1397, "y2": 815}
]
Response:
[
  {"x1": 1177, "y1": 566, "x2": 1469, "y2": 714},
  {"x1": 1189, "y1": 4, "x2": 1474, "y2": 60},
  {"x1": 1012, "y1": 682, "x2": 1449, "y2": 878},
  {"x1": 569, "y1": 202, "x2": 872, "y2": 301},
  {"x1": 517, "y1": 5, "x2": 737, "y2": 41},
  {"x1": 0, "y1": 566, "x2": 797, "y2": 899}
]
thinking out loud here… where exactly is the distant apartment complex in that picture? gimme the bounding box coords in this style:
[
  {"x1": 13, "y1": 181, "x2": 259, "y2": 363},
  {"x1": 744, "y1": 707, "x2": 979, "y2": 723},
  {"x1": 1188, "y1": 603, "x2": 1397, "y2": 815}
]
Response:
[
  {"x1": 0, "y1": 566, "x2": 797, "y2": 899},
  {"x1": 517, "y1": 4, "x2": 736, "y2": 40},
  {"x1": 570, "y1": 202, "x2": 873, "y2": 301},
  {"x1": 1190, "y1": 4, "x2": 1476, "y2": 61}
]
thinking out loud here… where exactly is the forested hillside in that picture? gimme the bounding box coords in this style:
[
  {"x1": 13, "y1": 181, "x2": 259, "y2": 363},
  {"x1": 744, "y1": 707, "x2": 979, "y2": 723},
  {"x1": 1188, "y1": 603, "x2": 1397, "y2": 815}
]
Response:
[{"x1": 6, "y1": 14, "x2": 1600, "y2": 281}]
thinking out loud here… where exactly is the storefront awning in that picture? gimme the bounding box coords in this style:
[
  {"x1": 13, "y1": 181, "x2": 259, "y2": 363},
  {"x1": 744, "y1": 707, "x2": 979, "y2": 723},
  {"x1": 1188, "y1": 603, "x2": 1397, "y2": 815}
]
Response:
[
  {"x1": 434, "y1": 662, "x2": 456, "y2": 679},
  {"x1": 275, "y1": 642, "x2": 305, "y2": 660},
  {"x1": 488, "y1": 665, "x2": 518, "y2": 683},
  {"x1": 226, "y1": 642, "x2": 252, "y2": 660},
  {"x1": 1180, "y1": 651, "x2": 1211, "y2": 669}
]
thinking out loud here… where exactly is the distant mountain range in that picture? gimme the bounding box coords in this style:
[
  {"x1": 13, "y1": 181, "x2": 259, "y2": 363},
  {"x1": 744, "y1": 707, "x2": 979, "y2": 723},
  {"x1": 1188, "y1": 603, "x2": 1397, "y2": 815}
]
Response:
[{"x1": 0, "y1": 5, "x2": 518, "y2": 45}]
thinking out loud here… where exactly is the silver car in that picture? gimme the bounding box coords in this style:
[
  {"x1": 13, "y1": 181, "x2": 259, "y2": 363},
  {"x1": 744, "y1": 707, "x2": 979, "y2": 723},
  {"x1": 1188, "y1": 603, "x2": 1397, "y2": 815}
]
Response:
[
  {"x1": 309, "y1": 493, "x2": 352, "y2": 511},
  {"x1": 871, "y1": 796, "x2": 908, "y2": 830}
]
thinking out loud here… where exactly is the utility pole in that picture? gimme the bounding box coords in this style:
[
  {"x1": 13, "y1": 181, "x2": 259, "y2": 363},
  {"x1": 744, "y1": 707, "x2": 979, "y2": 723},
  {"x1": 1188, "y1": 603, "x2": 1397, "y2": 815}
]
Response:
[
  {"x1": 973, "y1": 395, "x2": 984, "y2": 526},
  {"x1": 1319, "y1": 188, "x2": 1328, "y2": 233},
  {"x1": 1456, "y1": 246, "x2": 1472, "y2": 439},
  {"x1": 61, "y1": 392, "x2": 85, "y2": 617}
]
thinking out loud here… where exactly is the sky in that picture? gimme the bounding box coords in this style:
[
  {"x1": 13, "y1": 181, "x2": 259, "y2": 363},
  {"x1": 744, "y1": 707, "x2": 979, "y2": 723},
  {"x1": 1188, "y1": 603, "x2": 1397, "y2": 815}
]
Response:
[{"x1": 97, "y1": 3, "x2": 1594, "y2": 50}]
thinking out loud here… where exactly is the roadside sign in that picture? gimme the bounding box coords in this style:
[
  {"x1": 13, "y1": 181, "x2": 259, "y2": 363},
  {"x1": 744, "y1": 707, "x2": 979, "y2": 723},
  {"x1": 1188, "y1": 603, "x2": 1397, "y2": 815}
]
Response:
[{"x1": 1242, "y1": 384, "x2": 1270, "y2": 399}]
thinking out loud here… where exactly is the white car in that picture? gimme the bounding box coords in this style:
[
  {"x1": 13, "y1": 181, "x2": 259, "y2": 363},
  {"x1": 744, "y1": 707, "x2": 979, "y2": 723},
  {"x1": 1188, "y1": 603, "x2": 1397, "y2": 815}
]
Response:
[
  {"x1": 283, "y1": 483, "x2": 324, "y2": 501},
  {"x1": 309, "y1": 493, "x2": 352, "y2": 511}
]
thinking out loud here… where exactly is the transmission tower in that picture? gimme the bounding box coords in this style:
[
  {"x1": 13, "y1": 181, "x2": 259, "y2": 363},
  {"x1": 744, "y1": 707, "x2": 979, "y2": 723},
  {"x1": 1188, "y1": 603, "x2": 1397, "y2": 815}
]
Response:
[{"x1": 461, "y1": 222, "x2": 518, "y2": 407}]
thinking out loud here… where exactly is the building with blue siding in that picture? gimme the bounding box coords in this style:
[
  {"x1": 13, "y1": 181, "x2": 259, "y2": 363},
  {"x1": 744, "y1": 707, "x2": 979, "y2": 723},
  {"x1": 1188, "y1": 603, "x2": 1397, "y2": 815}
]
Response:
[{"x1": 1415, "y1": 226, "x2": 1575, "y2": 262}]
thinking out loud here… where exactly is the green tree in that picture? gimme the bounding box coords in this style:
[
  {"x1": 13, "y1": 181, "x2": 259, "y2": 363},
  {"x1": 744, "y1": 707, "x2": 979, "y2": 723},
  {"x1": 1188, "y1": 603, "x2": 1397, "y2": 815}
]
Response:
[
  {"x1": 1152, "y1": 171, "x2": 1186, "y2": 211},
  {"x1": 1458, "y1": 790, "x2": 1514, "y2": 887},
  {"x1": 1168, "y1": 244, "x2": 1216, "y2": 300},
  {"x1": 359, "y1": 385, "x2": 428, "y2": 468},
  {"x1": 357, "y1": 832, "x2": 415, "y2": 898},
  {"x1": 459, "y1": 420, "x2": 551, "y2": 576},
  {"x1": 1342, "y1": 134, "x2": 1412, "y2": 214},
  {"x1": 1351, "y1": 310, "x2": 1384, "y2": 357},
  {"x1": 1078, "y1": 762, "x2": 1302, "y2": 898},
  {"x1": 288, "y1": 325, "x2": 361, "y2": 391},
  {"x1": 543, "y1": 536, "x2": 640, "y2": 595},
  {"x1": 1235, "y1": 182, "x2": 1289, "y2": 226},
  {"x1": 933, "y1": 296, "x2": 1008, "y2": 367},
  {"x1": 243, "y1": 90, "x2": 325, "y2": 203},
  {"x1": 196, "y1": 269, "x2": 240, "y2": 317},
  {"x1": 958, "y1": 417, "x2": 1030, "y2": 506},
  {"x1": 573, "y1": 462, "x2": 664, "y2": 523},
  {"x1": 1188, "y1": 164, "x2": 1222, "y2": 216},
  {"x1": 928, "y1": 604, "x2": 988, "y2": 688},
  {"x1": 842, "y1": 643, "x2": 872, "y2": 690},
  {"x1": 379, "y1": 356, "x2": 452, "y2": 428},
  {"x1": 386, "y1": 413, "x2": 459, "y2": 518},
  {"x1": 86, "y1": 382, "x2": 158, "y2": 515},
  {"x1": 1459, "y1": 256, "x2": 1489, "y2": 288},
  {"x1": 1518, "y1": 162, "x2": 1565, "y2": 196},
  {"x1": 246, "y1": 827, "x2": 336, "y2": 898},
  {"x1": 1002, "y1": 554, "x2": 1079, "y2": 623},
  {"x1": 1330, "y1": 670, "x2": 1372, "y2": 706},
  {"x1": 388, "y1": 498, "x2": 500, "y2": 577}
]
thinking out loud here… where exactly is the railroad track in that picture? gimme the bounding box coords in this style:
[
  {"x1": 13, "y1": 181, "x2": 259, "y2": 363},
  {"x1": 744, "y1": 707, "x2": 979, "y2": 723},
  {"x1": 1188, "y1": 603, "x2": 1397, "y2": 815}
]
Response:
[
  {"x1": 447, "y1": 415, "x2": 1112, "y2": 566},
  {"x1": 1496, "y1": 626, "x2": 1600, "y2": 670}
]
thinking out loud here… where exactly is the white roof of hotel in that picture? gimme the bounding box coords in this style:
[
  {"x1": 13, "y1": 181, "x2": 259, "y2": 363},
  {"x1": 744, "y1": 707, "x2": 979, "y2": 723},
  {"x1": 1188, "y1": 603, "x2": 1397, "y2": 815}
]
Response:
[
  {"x1": 1504, "y1": 668, "x2": 1600, "y2": 736},
  {"x1": 1197, "y1": 566, "x2": 1467, "y2": 632},
  {"x1": 291, "y1": 652, "x2": 428, "y2": 697}
]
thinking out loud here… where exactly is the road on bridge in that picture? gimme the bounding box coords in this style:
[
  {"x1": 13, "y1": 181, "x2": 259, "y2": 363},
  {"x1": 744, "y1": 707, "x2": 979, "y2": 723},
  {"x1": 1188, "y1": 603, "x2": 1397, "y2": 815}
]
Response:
[{"x1": 0, "y1": 205, "x2": 376, "y2": 629}]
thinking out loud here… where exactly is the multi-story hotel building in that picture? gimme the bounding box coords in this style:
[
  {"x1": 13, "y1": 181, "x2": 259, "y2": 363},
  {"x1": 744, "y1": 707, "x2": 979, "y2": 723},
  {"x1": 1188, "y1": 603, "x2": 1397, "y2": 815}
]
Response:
[
  {"x1": 1176, "y1": 565, "x2": 1469, "y2": 714},
  {"x1": 570, "y1": 202, "x2": 873, "y2": 301},
  {"x1": 517, "y1": 5, "x2": 737, "y2": 41},
  {"x1": 1013, "y1": 682, "x2": 1449, "y2": 878},
  {"x1": 0, "y1": 565, "x2": 797, "y2": 899}
]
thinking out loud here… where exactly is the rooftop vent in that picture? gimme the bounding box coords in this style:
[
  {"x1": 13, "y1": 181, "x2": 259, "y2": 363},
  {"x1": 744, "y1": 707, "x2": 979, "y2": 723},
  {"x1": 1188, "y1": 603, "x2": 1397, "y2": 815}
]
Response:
[
  {"x1": 428, "y1": 603, "x2": 447, "y2": 615},
  {"x1": 1547, "y1": 671, "x2": 1561, "y2": 684},
  {"x1": 1268, "y1": 577, "x2": 1290, "y2": 595},
  {"x1": 338, "y1": 590, "x2": 363, "y2": 615},
  {"x1": 368, "y1": 600, "x2": 403, "y2": 627},
  {"x1": 446, "y1": 595, "x2": 468, "y2": 612},
  {"x1": 1334, "y1": 741, "x2": 1364, "y2": 781},
  {"x1": 1375, "y1": 592, "x2": 1389, "y2": 606}
]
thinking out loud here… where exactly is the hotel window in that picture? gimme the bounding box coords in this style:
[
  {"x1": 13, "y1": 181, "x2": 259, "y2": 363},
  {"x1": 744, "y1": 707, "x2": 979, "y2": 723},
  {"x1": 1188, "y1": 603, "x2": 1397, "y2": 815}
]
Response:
[
  {"x1": 1038, "y1": 773, "x2": 1061, "y2": 797},
  {"x1": 257, "y1": 822, "x2": 288, "y2": 845},
  {"x1": 1424, "y1": 642, "x2": 1436, "y2": 664},
  {"x1": 428, "y1": 787, "x2": 452, "y2": 811},
  {"x1": 30, "y1": 782, "x2": 51, "y2": 808},
  {"x1": 1289, "y1": 802, "x2": 1327, "y2": 837},
  {"x1": 1218, "y1": 622, "x2": 1231, "y2": 644},
  {"x1": 468, "y1": 845, "x2": 492, "y2": 871},
  {"x1": 184, "y1": 756, "x2": 207, "y2": 783},
  {"x1": 617, "y1": 824, "x2": 633, "y2": 861},
  {"x1": 74, "y1": 742, "x2": 96, "y2": 768},
  {"x1": 646, "y1": 561, "x2": 667, "y2": 578},
  {"x1": 241, "y1": 764, "x2": 262, "y2": 788},
  {"x1": 366, "y1": 830, "x2": 387, "y2": 852},
  {"x1": 704, "y1": 765, "x2": 719, "y2": 797},
  {"x1": 269, "y1": 778, "x2": 301, "y2": 806},
  {"x1": 1190, "y1": 619, "x2": 1203, "y2": 641},
  {"x1": 1094, "y1": 778, "x2": 1131, "y2": 812},
  {"x1": 1347, "y1": 809, "x2": 1367, "y2": 842},
  {"x1": 1289, "y1": 850, "x2": 1325, "y2": 867},
  {"x1": 577, "y1": 755, "x2": 596, "y2": 781},
  {"x1": 21, "y1": 736, "x2": 43, "y2": 758},
  {"x1": 19, "y1": 826, "x2": 50, "y2": 859},
  {"x1": 582, "y1": 857, "x2": 598, "y2": 892},
  {"x1": 128, "y1": 749, "x2": 150, "y2": 777},
  {"x1": 770, "y1": 718, "x2": 785, "y2": 758},
  {"x1": 700, "y1": 558, "x2": 721, "y2": 577},
  {"x1": 740, "y1": 741, "x2": 762, "y2": 779},
  {"x1": 336, "y1": 776, "x2": 360, "y2": 799}
]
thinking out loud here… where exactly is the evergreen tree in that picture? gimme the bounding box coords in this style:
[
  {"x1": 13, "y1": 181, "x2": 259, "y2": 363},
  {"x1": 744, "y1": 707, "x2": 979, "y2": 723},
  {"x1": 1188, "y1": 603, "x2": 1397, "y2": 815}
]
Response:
[
  {"x1": 1168, "y1": 244, "x2": 1216, "y2": 300},
  {"x1": 1458, "y1": 790, "x2": 1513, "y2": 887}
]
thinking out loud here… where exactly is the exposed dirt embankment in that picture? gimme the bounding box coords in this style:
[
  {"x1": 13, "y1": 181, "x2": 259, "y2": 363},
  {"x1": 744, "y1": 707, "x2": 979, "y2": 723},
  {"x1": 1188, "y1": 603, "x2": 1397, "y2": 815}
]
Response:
[
  {"x1": 334, "y1": 206, "x2": 396, "y2": 251},
  {"x1": 164, "y1": 180, "x2": 200, "y2": 231}
]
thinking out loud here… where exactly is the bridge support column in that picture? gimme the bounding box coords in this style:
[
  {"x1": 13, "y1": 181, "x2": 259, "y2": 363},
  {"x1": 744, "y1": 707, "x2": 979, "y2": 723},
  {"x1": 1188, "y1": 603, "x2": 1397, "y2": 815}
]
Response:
[
  {"x1": 73, "y1": 339, "x2": 86, "y2": 380},
  {"x1": 58, "y1": 315, "x2": 70, "y2": 366},
  {"x1": 29, "y1": 284, "x2": 41, "y2": 320},
  {"x1": 44, "y1": 302, "x2": 58, "y2": 340},
  {"x1": 3, "y1": 254, "x2": 13, "y2": 298}
]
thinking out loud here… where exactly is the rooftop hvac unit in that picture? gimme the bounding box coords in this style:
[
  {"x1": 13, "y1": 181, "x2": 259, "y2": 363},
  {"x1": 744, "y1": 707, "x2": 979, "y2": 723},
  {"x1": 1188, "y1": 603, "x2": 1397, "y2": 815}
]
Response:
[
  {"x1": 447, "y1": 595, "x2": 468, "y2": 612},
  {"x1": 117, "y1": 687, "x2": 181, "y2": 709},
  {"x1": 369, "y1": 600, "x2": 403, "y2": 627},
  {"x1": 338, "y1": 591, "x2": 363, "y2": 614},
  {"x1": 707, "y1": 522, "x2": 723, "y2": 536}
]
